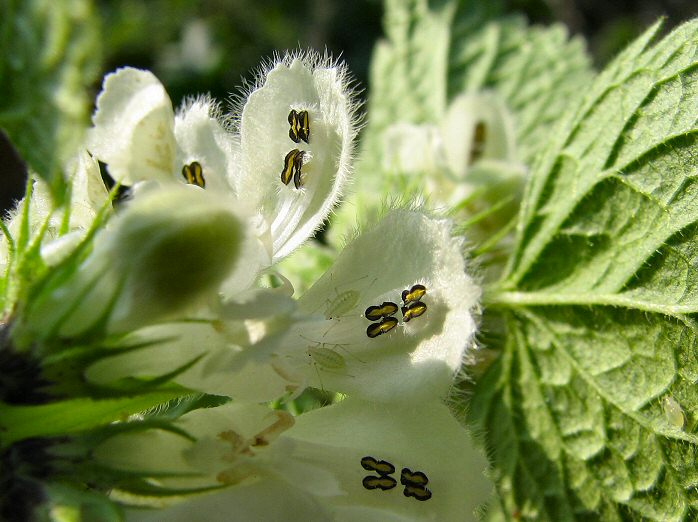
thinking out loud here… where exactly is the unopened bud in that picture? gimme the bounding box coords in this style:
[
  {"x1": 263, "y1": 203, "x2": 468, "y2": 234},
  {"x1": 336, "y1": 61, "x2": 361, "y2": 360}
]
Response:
[{"x1": 19, "y1": 185, "x2": 242, "y2": 341}]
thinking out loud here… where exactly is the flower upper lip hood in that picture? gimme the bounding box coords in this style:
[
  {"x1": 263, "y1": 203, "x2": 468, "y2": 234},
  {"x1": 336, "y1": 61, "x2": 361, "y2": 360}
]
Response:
[{"x1": 235, "y1": 53, "x2": 360, "y2": 262}]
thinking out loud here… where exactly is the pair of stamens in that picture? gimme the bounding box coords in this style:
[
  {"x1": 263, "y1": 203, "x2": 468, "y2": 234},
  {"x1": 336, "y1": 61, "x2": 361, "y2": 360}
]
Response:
[
  {"x1": 281, "y1": 109, "x2": 310, "y2": 189},
  {"x1": 181, "y1": 109, "x2": 310, "y2": 190},
  {"x1": 364, "y1": 284, "x2": 428, "y2": 338},
  {"x1": 361, "y1": 456, "x2": 432, "y2": 501},
  {"x1": 181, "y1": 160, "x2": 206, "y2": 188},
  {"x1": 365, "y1": 302, "x2": 399, "y2": 338},
  {"x1": 400, "y1": 284, "x2": 427, "y2": 322}
]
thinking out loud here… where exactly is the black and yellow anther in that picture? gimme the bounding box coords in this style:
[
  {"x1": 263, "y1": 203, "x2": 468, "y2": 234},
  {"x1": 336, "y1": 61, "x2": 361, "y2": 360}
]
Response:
[
  {"x1": 364, "y1": 301, "x2": 399, "y2": 321},
  {"x1": 401, "y1": 284, "x2": 426, "y2": 306},
  {"x1": 401, "y1": 467, "x2": 432, "y2": 501},
  {"x1": 469, "y1": 121, "x2": 486, "y2": 163},
  {"x1": 363, "y1": 475, "x2": 397, "y2": 491},
  {"x1": 401, "y1": 284, "x2": 427, "y2": 322},
  {"x1": 361, "y1": 456, "x2": 396, "y2": 476},
  {"x1": 366, "y1": 317, "x2": 398, "y2": 338},
  {"x1": 181, "y1": 161, "x2": 205, "y2": 188},
  {"x1": 288, "y1": 109, "x2": 310, "y2": 144},
  {"x1": 361, "y1": 456, "x2": 397, "y2": 492},
  {"x1": 402, "y1": 301, "x2": 427, "y2": 322},
  {"x1": 280, "y1": 149, "x2": 306, "y2": 189}
]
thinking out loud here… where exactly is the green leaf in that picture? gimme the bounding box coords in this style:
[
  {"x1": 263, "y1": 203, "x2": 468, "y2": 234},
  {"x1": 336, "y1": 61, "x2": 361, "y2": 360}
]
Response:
[
  {"x1": 0, "y1": 0, "x2": 100, "y2": 195},
  {"x1": 0, "y1": 391, "x2": 183, "y2": 446},
  {"x1": 479, "y1": 20, "x2": 698, "y2": 521}
]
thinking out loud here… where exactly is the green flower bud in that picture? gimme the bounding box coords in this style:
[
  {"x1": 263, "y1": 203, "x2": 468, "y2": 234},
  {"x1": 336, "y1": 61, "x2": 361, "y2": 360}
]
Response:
[
  {"x1": 17, "y1": 185, "x2": 242, "y2": 343},
  {"x1": 105, "y1": 186, "x2": 242, "y2": 331}
]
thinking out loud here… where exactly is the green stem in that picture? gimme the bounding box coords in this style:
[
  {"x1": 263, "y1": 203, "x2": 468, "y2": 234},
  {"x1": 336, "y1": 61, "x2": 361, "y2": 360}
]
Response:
[{"x1": 485, "y1": 289, "x2": 698, "y2": 318}]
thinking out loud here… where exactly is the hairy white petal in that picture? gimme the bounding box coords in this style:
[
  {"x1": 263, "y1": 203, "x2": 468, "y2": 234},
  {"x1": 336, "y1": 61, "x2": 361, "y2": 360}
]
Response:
[
  {"x1": 239, "y1": 55, "x2": 356, "y2": 263},
  {"x1": 88, "y1": 67, "x2": 176, "y2": 184},
  {"x1": 174, "y1": 98, "x2": 238, "y2": 196}
]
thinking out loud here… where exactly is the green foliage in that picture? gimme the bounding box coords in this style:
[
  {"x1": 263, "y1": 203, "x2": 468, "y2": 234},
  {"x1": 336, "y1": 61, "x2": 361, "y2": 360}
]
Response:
[
  {"x1": 0, "y1": 391, "x2": 182, "y2": 446},
  {"x1": 478, "y1": 20, "x2": 698, "y2": 521},
  {"x1": 0, "y1": 0, "x2": 100, "y2": 197}
]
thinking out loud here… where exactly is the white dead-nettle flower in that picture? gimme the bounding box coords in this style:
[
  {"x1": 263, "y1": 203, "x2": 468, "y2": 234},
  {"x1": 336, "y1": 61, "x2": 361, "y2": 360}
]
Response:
[
  {"x1": 97, "y1": 398, "x2": 490, "y2": 522},
  {"x1": 87, "y1": 54, "x2": 358, "y2": 286},
  {"x1": 274, "y1": 208, "x2": 481, "y2": 402},
  {"x1": 383, "y1": 92, "x2": 523, "y2": 208}
]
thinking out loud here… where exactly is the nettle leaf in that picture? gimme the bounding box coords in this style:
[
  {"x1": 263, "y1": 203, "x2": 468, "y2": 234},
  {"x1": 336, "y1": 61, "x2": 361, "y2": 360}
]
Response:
[
  {"x1": 477, "y1": 20, "x2": 698, "y2": 521},
  {"x1": 0, "y1": 0, "x2": 100, "y2": 195}
]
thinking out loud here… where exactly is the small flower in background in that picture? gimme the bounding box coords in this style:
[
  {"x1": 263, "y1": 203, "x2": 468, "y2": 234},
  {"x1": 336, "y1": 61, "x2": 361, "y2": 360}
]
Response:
[
  {"x1": 383, "y1": 92, "x2": 522, "y2": 208},
  {"x1": 329, "y1": 91, "x2": 527, "y2": 283}
]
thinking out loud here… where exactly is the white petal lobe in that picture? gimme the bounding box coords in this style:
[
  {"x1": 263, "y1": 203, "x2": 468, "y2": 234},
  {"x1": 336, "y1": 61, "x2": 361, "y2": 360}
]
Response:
[{"x1": 89, "y1": 67, "x2": 176, "y2": 184}]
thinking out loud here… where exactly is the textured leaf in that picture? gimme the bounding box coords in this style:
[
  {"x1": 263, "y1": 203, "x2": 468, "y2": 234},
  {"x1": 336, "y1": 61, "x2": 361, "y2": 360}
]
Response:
[
  {"x1": 0, "y1": 391, "x2": 183, "y2": 446},
  {"x1": 478, "y1": 20, "x2": 698, "y2": 521},
  {"x1": 0, "y1": 0, "x2": 100, "y2": 195},
  {"x1": 356, "y1": 0, "x2": 456, "y2": 182}
]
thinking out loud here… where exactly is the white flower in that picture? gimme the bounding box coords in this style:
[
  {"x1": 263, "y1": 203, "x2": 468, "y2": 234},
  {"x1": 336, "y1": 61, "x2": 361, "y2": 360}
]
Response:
[
  {"x1": 234, "y1": 52, "x2": 359, "y2": 263},
  {"x1": 87, "y1": 57, "x2": 358, "y2": 287},
  {"x1": 96, "y1": 398, "x2": 491, "y2": 521},
  {"x1": 273, "y1": 208, "x2": 480, "y2": 402},
  {"x1": 88, "y1": 67, "x2": 236, "y2": 192},
  {"x1": 382, "y1": 92, "x2": 523, "y2": 208}
]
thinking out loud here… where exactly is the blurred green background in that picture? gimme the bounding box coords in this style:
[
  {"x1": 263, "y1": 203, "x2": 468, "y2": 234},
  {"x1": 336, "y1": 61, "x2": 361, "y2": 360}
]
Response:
[
  {"x1": 2, "y1": 0, "x2": 698, "y2": 210},
  {"x1": 95, "y1": 0, "x2": 698, "y2": 106}
]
